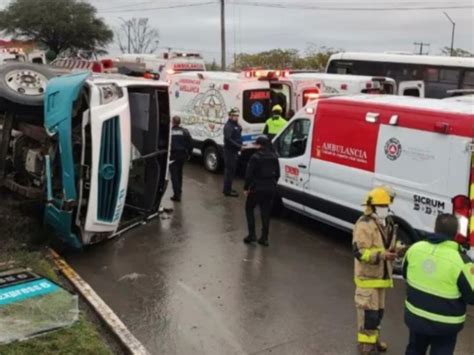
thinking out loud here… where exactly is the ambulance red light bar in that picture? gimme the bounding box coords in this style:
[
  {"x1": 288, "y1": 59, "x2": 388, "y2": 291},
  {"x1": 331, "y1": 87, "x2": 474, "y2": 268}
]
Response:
[
  {"x1": 101, "y1": 59, "x2": 114, "y2": 69},
  {"x1": 452, "y1": 195, "x2": 471, "y2": 243},
  {"x1": 91, "y1": 62, "x2": 103, "y2": 73}
]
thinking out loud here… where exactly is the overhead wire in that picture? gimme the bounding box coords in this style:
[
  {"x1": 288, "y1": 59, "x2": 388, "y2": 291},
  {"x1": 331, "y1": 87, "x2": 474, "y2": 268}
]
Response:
[
  {"x1": 98, "y1": 1, "x2": 217, "y2": 14},
  {"x1": 229, "y1": 1, "x2": 474, "y2": 11}
]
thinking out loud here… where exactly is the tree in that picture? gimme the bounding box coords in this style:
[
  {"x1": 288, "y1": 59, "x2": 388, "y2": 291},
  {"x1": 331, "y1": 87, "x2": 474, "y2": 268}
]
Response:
[
  {"x1": 232, "y1": 46, "x2": 341, "y2": 71},
  {"x1": 302, "y1": 44, "x2": 339, "y2": 71},
  {"x1": 440, "y1": 47, "x2": 473, "y2": 57},
  {"x1": 234, "y1": 49, "x2": 301, "y2": 70},
  {"x1": 116, "y1": 18, "x2": 159, "y2": 54},
  {"x1": 0, "y1": 0, "x2": 113, "y2": 57}
]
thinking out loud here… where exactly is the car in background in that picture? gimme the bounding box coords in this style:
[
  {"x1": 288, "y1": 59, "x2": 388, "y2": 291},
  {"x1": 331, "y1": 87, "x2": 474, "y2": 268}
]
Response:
[{"x1": 0, "y1": 63, "x2": 171, "y2": 248}]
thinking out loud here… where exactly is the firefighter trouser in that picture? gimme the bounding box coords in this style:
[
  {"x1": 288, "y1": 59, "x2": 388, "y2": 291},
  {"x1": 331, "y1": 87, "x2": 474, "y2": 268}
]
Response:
[{"x1": 355, "y1": 288, "x2": 386, "y2": 345}]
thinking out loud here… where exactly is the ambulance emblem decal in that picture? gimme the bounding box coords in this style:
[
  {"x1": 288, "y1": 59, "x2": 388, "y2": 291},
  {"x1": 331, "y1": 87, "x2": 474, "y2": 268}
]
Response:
[{"x1": 384, "y1": 138, "x2": 402, "y2": 161}]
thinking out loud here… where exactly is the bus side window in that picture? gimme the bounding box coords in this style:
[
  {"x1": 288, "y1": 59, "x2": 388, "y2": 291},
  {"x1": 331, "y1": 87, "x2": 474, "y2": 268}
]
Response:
[{"x1": 462, "y1": 71, "x2": 474, "y2": 89}]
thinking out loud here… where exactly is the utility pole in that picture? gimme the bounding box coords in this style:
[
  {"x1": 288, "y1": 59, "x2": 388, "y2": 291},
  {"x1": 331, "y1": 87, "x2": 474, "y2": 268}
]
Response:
[
  {"x1": 443, "y1": 12, "x2": 456, "y2": 56},
  {"x1": 414, "y1": 42, "x2": 430, "y2": 55},
  {"x1": 220, "y1": 0, "x2": 226, "y2": 70}
]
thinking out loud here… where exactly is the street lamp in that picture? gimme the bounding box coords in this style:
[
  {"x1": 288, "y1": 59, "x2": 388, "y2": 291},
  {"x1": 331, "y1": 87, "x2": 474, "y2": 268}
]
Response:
[
  {"x1": 119, "y1": 17, "x2": 131, "y2": 54},
  {"x1": 443, "y1": 12, "x2": 456, "y2": 56}
]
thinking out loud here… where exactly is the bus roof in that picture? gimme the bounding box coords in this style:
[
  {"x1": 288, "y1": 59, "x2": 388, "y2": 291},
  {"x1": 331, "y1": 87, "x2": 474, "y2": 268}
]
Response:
[
  {"x1": 289, "y1": 72, "x2": 390, "y2": 83},
  {"x1": 329, "y1": 52, "x2": 474, "y2": 68}
]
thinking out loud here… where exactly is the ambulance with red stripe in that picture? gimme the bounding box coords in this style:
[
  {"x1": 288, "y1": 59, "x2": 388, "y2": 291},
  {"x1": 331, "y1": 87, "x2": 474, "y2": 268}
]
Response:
[{"x1": 273, "y1": 95, "x2": 474, "y2": 258}]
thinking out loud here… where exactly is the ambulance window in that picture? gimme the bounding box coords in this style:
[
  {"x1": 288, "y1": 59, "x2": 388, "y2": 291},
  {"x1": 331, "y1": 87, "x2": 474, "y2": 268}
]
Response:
[
  {"x1": 276, "y1": 119, "x2": 311, "y2": 158},
  {"x1": 439, "y1": 69, "x2": 460, "y2": 84},
  {"x1": 242, "y1": 89, "x2": 271, "y2": 124}
]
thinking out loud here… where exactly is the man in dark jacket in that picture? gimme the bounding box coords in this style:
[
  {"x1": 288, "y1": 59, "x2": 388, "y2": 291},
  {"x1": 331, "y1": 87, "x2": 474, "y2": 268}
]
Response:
[
  {"x1": 169, "y1": 116, "x2": 192, "y2": 202},
  {"x1": 243, "y1": 136, "x2": 280, "y2": 246},
  {"x1": 223, "y1": 107, "x2": 243, "y2": 197},
  {"x1": 403, "y1": 213, "x2": 474, "y2": 355}
]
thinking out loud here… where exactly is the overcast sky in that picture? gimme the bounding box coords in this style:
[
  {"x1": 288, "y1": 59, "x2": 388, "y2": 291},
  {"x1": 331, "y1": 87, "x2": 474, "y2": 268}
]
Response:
[{"x1": 1, "y1": 0, "x2": 473, "y2": 62}]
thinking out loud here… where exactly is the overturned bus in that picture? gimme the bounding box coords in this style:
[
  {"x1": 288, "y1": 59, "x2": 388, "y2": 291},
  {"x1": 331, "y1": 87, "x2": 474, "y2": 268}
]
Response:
[{"x1": 0, "y1": 63, "x2": 171, "y2": 248}]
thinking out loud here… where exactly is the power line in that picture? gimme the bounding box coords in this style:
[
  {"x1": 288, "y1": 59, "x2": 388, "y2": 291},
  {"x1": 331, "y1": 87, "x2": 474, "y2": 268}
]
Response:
[
  {"x1": 99, "y1": 1, "x2": 217, "y2": 14},
  {"x1": 229, "y1": 1, "x2": 474, "y2": 11}
]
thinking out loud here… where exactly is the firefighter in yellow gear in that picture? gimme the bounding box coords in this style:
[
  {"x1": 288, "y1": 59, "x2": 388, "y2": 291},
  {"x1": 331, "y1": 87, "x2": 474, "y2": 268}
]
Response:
[
  {"x1": 353, "y1": 187, "x2": 398, "y2": 355},
  {"x1": 263, "y1": 105, "x2": 287, "y2": 140}
]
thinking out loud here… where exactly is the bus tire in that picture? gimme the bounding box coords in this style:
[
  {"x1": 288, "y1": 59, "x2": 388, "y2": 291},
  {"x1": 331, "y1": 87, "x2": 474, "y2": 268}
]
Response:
[{"x1": 203, "y1": 145, "x2": 222, "y2": 173}]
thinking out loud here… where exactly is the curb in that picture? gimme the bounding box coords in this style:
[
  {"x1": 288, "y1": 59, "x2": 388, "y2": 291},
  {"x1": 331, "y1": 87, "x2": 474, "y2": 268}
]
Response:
[{"x1": 47, "y1": 248, "x2": 150, "y2": 355}]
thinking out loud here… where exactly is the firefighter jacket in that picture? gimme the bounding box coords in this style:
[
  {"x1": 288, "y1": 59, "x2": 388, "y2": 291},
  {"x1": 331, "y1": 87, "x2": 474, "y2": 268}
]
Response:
[
  {"x1": 353, "y1": 214, "x2": 396, "y2": 288},
  {"x1": 403, "y1": 233, "x2": 474, "y2": 335}
]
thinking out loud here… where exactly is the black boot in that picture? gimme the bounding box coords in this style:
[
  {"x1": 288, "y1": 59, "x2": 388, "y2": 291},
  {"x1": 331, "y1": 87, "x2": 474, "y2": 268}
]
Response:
[
  {"x1": 243, "y1": 235, "x2": 257, "y2": 244},
  {"x1": 257, "y1": 238, "x2": 269, "y2": 247}
]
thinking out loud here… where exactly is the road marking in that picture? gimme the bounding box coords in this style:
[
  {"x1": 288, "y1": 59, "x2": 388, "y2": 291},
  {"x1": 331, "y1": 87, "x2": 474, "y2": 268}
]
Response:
[{"x1": 48, "y1": 248, "x2": 149, "y2": 355}]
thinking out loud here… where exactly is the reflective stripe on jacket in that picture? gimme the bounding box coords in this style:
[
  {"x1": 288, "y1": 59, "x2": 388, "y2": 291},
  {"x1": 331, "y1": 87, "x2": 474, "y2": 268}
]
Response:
[
  {"x1": 403, "y1": 235, "x2": 474, "y2": 335},
  {"x1": 353, "y1": 214, "x2": 396, "y2": 289}
]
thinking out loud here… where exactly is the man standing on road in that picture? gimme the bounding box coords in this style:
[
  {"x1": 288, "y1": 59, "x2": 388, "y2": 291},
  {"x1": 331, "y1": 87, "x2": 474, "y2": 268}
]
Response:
[
  {"x1": 403, "y1": 214, "x2": 474, "y2": 355},
  {"x1": 223, "y1": 107, "x2": 243, "y2": 197},
  {"x1": 263, "y1": 105, "x2": 287, "y2": 140},
  {"x1": 169, "y1": 116, "x2": 192, "y2": 202},
  {"x1": 243, "y1": 136, "x2": 280, "y2": 247},
  {"x1": 353, "y1": 187, "x2": 397, "y2": 355}
]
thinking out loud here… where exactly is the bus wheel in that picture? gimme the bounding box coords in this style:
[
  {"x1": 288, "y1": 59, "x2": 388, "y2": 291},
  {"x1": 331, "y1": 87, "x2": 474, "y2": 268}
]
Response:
[{"x1": 203, "y1": 146, "x2": 222, "y2": 173}]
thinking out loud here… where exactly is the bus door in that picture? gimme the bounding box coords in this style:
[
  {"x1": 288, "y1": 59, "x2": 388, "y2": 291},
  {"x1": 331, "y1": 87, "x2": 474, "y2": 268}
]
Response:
[{"x1": 398, "y1": 81, "x2": 425, "y2": 97}]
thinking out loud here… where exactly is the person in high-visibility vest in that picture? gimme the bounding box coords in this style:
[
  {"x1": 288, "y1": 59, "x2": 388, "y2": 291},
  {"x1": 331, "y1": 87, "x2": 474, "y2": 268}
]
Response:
[
  {"x1": 353, "y1": 187, "x2": 398, "y2": 355},
  {"x1": 403, "y1": 213, "x2": 474, "y2": 355},
  {"x1": 263, "y1": 105, "x2": 287, "y2": 140}
]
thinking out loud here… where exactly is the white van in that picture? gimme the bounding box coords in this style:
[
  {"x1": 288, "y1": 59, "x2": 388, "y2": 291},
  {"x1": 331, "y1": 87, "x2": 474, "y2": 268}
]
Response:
[
  {"x1": 169, "y1": 70, "x2": 273, "y2": 171},
  {"x1": 273, "y1": 95, "x2": 474, "y2": 258},
  {"x1": 116, "y1": 52, "x2": 206, "y2": 80}
]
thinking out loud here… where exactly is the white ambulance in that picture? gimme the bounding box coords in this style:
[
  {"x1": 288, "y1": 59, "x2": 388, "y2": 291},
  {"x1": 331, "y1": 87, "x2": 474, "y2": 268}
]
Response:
[
  {"x1": 273, "y1": 95, "x2": 474, "y2": 258},
  {"x1": 170, "y1": 69, "x2": 396, "y2": 172},
  {"x1": 115, "y1": 52, "x2": 206, "y2": 80},
  {"x1": 169, "y1": 69, "x2": 275, "y2": 171}
]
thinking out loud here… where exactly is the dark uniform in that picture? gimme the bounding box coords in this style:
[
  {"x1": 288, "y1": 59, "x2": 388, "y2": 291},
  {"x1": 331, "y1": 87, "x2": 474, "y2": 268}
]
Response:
[
  {"x1": 170, "y1": 125, "x2": 192, "y2": 201},
  {"x1": 223, "y1": 118, "x2": 242, "y2": 196},
  {"x1": 243, "y1": 138, "x2": 280, "y2": 246}
]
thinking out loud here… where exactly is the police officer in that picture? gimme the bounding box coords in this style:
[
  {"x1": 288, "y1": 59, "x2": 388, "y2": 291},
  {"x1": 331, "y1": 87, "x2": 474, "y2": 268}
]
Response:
[
  {"x1": 169, "y1": 116, "x2": 192, "y2": 202},
  {"x1": 403, "y1": 214, "x2": 474, "y2": 355},
  {"x1": 223, "y1": 107, "x2": 243, "y2": 197},
  {"x1": 353, "y1": 187, "x2": 398, "y2": 355},
  {"x1": 263, "y1": 105, "x2": 287, "y2": 140},
  {"x1": 243, "y1": 136, "x2": 280, "y2": 247}
]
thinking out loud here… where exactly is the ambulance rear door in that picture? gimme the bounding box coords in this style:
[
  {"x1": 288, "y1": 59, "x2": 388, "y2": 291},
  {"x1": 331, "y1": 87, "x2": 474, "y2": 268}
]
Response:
[
  {"x1": 240, "y1": 82, "x2": 272, "y2": 145},
  {"x1": 292, "y1": 79, "x2": 323, "y2": 111},
  {"x1": 398, "y1": 81, "x2": 425, "y2": 97}
]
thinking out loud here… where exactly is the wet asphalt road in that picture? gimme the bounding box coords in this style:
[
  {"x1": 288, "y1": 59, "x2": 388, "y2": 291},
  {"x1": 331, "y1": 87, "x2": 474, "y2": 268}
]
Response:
[{"x1": 67, "y1": 161, "x2": 474, "y2": 355}]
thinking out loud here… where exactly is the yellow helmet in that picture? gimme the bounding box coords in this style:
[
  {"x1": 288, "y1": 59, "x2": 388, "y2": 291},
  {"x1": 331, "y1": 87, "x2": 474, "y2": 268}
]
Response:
[
  {"x1": 272, "y1": 104, "x2": 283, "y2": 112},
  {"x1": 363, "y1": 187, "x2": 393, "y2": 206}
]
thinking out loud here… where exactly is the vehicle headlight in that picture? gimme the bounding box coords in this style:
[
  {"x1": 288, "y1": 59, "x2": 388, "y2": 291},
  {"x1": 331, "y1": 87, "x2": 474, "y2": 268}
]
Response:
[{"x1": 97, "y1": 84, "x2": 123, "y2": 105}]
